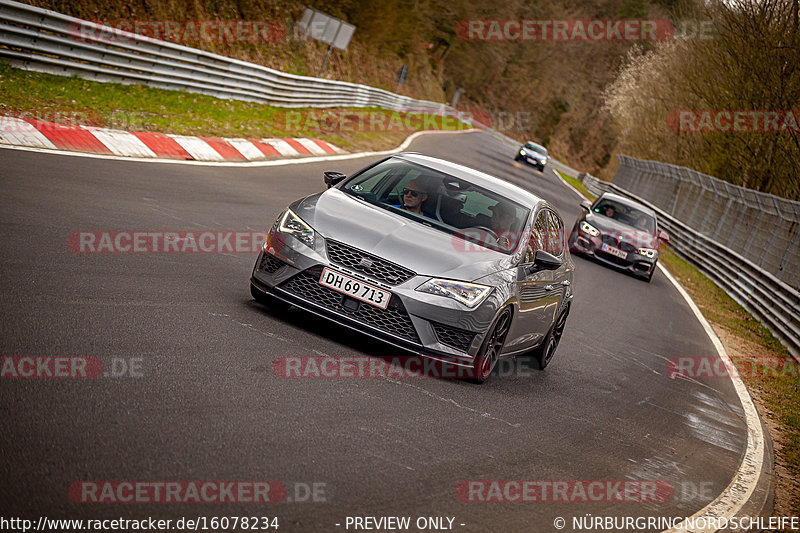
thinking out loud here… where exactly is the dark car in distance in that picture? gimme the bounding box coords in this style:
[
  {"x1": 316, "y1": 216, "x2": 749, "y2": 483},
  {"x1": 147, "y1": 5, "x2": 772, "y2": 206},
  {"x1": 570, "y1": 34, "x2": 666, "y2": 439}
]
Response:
[
  {"x1": 568, "y1": 192, "x2": 669, "y2": 282},
  {"x1": 514, "y1": 142, "x2": 548, "y2": 171}
]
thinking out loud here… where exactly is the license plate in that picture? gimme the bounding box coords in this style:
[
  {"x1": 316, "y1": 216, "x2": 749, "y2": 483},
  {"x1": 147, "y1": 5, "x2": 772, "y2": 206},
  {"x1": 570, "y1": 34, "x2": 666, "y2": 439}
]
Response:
[
  {"x1": 601, "y1": 243, "x2": 628, "y2": 259},
  {"x1": 319, "y1": 267, "x2": 391, "y2": 309}
]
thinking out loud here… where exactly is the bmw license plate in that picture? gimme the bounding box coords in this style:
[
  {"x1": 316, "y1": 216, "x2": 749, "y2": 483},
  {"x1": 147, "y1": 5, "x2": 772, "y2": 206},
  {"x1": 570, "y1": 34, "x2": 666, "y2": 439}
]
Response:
[
  {"x1": 601, "y1": 243, "x2": 628, "y2": 259},
  {"x1": 319, "y1": 267, "x2": 391, "y2": 309}
]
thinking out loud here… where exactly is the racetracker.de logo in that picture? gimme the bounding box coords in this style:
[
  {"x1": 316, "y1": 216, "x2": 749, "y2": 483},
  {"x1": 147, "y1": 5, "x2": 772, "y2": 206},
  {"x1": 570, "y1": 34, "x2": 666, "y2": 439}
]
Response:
[
  {"x1": 456, "y1": 480, "x2": 674, "y2": 502},
  {"x1": 667, "y1": 110, "x2": 800, "y2": 133},
  {"x1": 67, "y1": 231, "x2": 267, "y2": 253},
  {"x1": 457, "y1": 19, "x2": 674, "y2": 42},
  {"x1": 69, "y1": 481, "x2": 287, "y2": 503},
  {"x1": 68, "y1": 20, "x2": 285, "y2": 44},
  {"x1": 273, "y1": 355, "x2": 495, "y2": 379},
  {"x1": 0, "y1": 356, "x2": 104, "y2": 378},
  {"x1": 667, "y1": 355, "x2": 799, "y2": 379}
]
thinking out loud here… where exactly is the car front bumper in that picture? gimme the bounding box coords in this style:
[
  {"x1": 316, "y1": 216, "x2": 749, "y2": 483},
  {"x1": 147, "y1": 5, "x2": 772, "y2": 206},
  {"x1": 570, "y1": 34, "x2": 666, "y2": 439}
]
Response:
[
  {"x1": 517, "y1": 154, "x2": 546, "y2": 168},
  {"x1": 250, "y1": 232, "x2": 508, "y2": 369},
  {"x1": 569, "y1": 230, "x2": 657, "y2": 278}
]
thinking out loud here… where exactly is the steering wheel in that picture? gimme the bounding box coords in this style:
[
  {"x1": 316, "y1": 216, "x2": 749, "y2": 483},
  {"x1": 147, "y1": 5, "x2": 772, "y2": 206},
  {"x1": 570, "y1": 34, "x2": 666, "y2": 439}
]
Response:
[{"x1": 466, "y1": 225, "x2": 500, "y2": 240}]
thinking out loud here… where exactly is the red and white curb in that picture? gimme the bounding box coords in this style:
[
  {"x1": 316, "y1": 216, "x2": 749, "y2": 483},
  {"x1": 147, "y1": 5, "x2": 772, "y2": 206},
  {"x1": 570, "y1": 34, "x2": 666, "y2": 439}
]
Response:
[{"x1": 0, "y1": 116, "x2": 343, "y2": 161}]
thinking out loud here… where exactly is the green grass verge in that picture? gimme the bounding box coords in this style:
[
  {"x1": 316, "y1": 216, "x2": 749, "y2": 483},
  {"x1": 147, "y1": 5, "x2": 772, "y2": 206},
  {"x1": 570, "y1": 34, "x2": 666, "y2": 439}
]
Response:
[
  {"x1": 555, "y1": 169, "x2": 595, "y2": 200},
  {"x1": 0, "y1": 61, "x2": 468, "y2": 152}
]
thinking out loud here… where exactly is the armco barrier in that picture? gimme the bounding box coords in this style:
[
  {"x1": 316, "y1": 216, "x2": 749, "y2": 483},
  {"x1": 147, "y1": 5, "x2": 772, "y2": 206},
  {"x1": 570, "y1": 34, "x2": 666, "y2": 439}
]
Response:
[
  {"x1": 577, "y1": 168, "x2": 800, "y2": 360},
  {"x1": 0, "y1": 0, "x2": 444, "y2": 111}
]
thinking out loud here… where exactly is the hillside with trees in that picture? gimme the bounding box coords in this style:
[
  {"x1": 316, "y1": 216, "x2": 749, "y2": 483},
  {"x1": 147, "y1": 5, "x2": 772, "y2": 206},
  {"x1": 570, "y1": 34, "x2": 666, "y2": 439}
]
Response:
[{"x1": 26, "y1": 0, "x2": 800, "y2": 199}]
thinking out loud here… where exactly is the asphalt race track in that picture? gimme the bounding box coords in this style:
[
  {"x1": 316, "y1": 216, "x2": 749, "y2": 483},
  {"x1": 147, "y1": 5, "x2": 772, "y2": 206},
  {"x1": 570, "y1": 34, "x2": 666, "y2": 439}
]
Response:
[{"x1": 0, "y1": 132, "x2": 753, "y2": 532}]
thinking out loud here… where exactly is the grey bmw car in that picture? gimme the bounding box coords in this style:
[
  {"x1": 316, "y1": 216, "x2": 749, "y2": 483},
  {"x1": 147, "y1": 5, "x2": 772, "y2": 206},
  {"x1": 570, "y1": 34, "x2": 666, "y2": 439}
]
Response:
[
  {"x1": 250, "y1": 153, "x2": 574, "y2": 382},
  {"x1": 568, "y1": 192, "x2": 670, "y2": 282}
]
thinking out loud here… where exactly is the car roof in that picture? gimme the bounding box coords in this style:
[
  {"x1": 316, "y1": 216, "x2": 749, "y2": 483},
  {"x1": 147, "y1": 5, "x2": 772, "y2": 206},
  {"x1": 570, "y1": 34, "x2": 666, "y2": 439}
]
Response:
[
  {"x1": 524, "y1": 141, "x2": 546, "y2": 150},
  {"x1": 597, "y1": 192, "x2": 657, "y2": 216},
  {"x1": 393, "y1": 152, "x2": 544, "y2": 209}
]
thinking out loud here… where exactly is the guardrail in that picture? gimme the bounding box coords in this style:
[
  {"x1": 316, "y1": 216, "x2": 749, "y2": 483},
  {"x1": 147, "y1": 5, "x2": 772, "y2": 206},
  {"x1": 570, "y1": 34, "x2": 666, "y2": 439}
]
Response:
[
  {"x1": 0, "y1": 0, "x2": 444, "y2": 111},
  {"x1": 577, "y1": 168, "x2": 800, "y2": 360}
]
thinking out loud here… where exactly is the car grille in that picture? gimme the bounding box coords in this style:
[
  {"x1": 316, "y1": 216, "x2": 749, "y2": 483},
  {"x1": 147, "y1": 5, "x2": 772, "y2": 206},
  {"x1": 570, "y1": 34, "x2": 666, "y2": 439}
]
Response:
[
  {"x1": 601, "y1": 235, "x2": 636, "y2": 253},
  {"x1": 596, "y1": 251, "x2": 632, "y2": 266},
  {"x1": 259, "y1": 253, "x2": 286, "y2": 274},
  {"x1": 431, "y1": 322, "x2": 477, "y2": 353},
  {"x1": 326, "y1": 239, "x2": 416, "y2": 286},
  {"x1": 280, "y1": 267, "x2": 420, "y2": 343}
]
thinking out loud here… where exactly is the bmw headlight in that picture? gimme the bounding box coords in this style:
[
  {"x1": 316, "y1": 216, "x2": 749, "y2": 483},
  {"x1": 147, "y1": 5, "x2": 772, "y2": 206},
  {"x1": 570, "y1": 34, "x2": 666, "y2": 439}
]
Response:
[
  {"x1": 519, "y1": 149, "x2": 526, "y2": 155},
  {"x1": 416, "y1": 278, "x2": 492, "y2": 308},
  {"x1": 580, "y1": 221, "x2": 600, "y2": 237},
  {"x1": 638, "y1": 248, "x2": 657, "y2": 258},
  {"x1": 278, "y1": 209, "x2": 315, "y2": 249}
]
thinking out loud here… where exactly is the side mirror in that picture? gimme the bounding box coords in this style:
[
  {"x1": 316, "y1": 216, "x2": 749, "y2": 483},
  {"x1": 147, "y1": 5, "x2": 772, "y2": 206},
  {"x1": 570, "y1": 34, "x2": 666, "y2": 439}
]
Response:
[
  {"x1": 526, "y1": 250, "x2": 563, "y2": 274},
  {"x1": 580, "y1": 200, "x2": 592, "y2": 211},
  {"x1": 658, "y1": 230, "x2": 670, "y2": 246},
  {"x1": 324, "y1": 171, "x2": 347, "y2": 188}
]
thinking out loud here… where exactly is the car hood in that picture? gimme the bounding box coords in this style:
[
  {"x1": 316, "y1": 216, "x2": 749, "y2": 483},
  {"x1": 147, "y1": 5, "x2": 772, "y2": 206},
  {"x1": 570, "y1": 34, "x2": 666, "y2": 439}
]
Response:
[
  {"x1": 586, "y1": 213, "x2": 657, "y2": 248},
  {"x1": 293, "y1": 189, "x2": 515, "y2": 281}
]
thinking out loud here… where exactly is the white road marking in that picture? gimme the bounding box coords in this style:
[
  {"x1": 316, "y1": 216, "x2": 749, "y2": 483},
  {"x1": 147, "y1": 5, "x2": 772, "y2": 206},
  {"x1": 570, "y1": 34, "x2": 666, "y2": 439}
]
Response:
[
  {"x1": 293, "y1": 137, "x2": 328, "y2": 155},
  {"x1": 223, "y1": 138, "x2": 265, "y2": 160},
  {"x1": 261, "y1": 138, "x2": 299, "y2": 156},
  {"x1": 0, "y1": 129, "x2": 478, "y2": 166},
  {"x1": 82, "y1": 127, "x2": 157, "y2": 157},
  {"x1": 0, "y1": 117, "x2": 57, "y2": 149},
  {"x1": 167, "y1": 135, "x2": 226, "y2": 161}
]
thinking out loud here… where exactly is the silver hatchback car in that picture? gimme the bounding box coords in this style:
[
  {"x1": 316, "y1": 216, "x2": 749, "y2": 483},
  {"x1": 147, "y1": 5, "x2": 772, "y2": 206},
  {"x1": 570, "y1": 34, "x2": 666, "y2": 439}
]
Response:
[{"x1": 250, "y1": 153, "x2": 574, "y2": 382}]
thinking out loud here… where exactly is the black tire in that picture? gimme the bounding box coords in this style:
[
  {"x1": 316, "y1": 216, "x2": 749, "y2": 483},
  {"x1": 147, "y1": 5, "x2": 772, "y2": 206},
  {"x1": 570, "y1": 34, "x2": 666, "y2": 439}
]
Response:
[
  {"x1": 514, "y1": 155, "x2": 522, "y2": 162},
  {"x1": 470, "y1": 309, "x2": 512, "y2": 384},
  {"x1": 250, "y1": 283, "x2": 291, "y2": 312},
  {"x1": 529, "y1": 305, "x2": 570, "y2": 370}
]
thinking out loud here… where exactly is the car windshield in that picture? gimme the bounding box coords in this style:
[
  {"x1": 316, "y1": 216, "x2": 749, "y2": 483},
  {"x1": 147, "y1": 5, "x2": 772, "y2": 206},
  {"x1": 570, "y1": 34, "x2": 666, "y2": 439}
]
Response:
[
  {"x1": 592, "y1": 199, "x2": 656, "y2": 232},
  {"x1": 525, "y1": 143, "x2": 547, "y2": 155},
  {"x1": 341, "y1": 158, "x2": 530, "y2": 254}
]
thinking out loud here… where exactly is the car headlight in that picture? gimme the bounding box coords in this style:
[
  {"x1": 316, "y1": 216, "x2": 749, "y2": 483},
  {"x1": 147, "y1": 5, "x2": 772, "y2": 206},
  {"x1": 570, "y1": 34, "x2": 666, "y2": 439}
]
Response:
[
  {"x1": 278, "y1": 208, "x2": 315, "y2": 249},
  {"x1": 416, "y1": 278, "x2": 492, "y2": 308},
  {"x1": 638, "y1": 248, "x2": 657, "y2": 258},
  {"x1": 580, "y1": 221, "x2": 600, "y2": 237},
  {"x1": 519, "y1": 149, "x2": 526, "y2": 155}
]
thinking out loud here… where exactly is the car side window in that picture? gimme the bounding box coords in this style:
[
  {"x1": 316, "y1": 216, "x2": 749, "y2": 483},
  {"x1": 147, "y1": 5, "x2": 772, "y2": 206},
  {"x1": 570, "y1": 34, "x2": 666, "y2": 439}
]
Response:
[
  {"x1": 546, "y1": 210, "x2": 564, "y2": 257},
  {"x1": 525, "y1": 211, "x2": 548, "y2": 263}
]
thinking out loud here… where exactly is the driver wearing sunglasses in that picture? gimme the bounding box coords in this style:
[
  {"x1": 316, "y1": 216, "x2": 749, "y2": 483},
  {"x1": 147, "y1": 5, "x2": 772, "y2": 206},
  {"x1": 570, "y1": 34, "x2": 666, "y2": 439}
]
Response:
[{"x1": 393, "y1": 178, "x2": 432, "y2": 217}]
